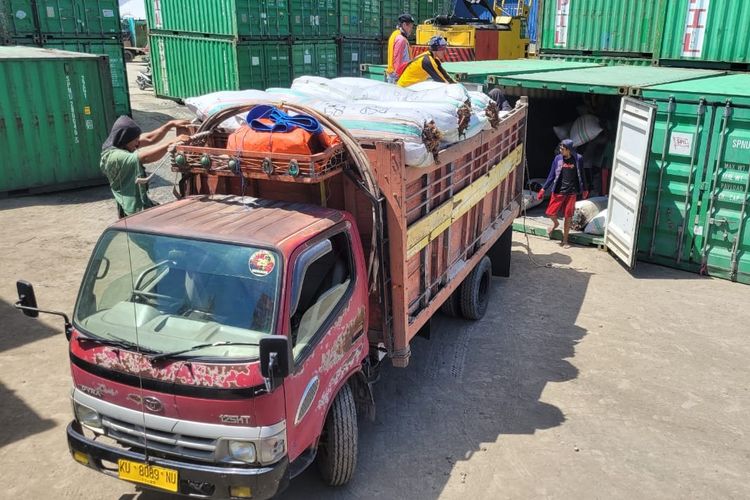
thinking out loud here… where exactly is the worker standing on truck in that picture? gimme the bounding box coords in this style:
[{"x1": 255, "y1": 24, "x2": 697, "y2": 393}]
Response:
[
  {"x1": 386, "y1": 13, "x2": 415, "y2": 84},
  {"x1": 100, "y1": 116, "x2": 190, "y2": 218},
  {"x1": 397, "y1": 36, "x2": 456, "y2": 87},
  {"x1": 537, "y1": 139, "x2": 588, "y2": 248}
]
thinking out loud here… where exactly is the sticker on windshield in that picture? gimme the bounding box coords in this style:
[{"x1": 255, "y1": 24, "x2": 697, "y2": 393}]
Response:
[{"x1": 248, "y1": 251, "x2": 276, "y2": 277}]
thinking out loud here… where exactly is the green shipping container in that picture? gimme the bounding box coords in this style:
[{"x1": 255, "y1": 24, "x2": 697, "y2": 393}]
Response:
[
  {"x1": 291, "y1": 40, "x2": 337, "y2": 79},
  {"x1": 638, "y1": 74, "x2": 750, "y2": 283},
  {"x1": 0, "y1": 0, "x2": 120, "y2": 37},
  {"x1": 659, "y1": 0, "x2": 750, "y2": 66},
  {"x1": 42, "y1": 38, "x2": 130, "y2": 116},
  {"x1": 339, "y1": 0, "x2": 381, "y2": 38},
  {"x1": 338, "y1": 38, "x2": 382, "y2": 77},
  {"x1": 540, "y1": 0, "x2": 750, "y2": 67},
  {"x1": 381, "y1": 0, "x2": 419, "y2": 37},
  {"x1": 540, "y1": 0, "x2": 664, "y2": 55},
  {"x1": 539, "y1": 53, "x2": 654, "y2": 67},
  {"x1": 0, "y1": 47, "x2": 115, "y2": 193},
  {"x1": 145, "y1": 0, "x2": 290, "y2": 38},
  {"x1": 289, "y1": 0, "x2": 337, "y2": 38},
  {"x1": 150, "y1": 34, "x2": 291, "y2": 99},
  {"x1": 417, "y1": 0, "x2": 443, "y2": 22}
]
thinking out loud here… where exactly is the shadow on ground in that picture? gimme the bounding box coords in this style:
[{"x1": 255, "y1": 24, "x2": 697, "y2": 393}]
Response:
[
  {"x1": 0, "y1": 299, "x2": 60, "y2": 448},
  {"x1": 0, "y1": 186, "x2": 112, "y2": 212}
]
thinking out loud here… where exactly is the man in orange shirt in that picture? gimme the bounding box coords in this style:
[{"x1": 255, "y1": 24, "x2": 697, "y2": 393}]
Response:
[{"x1": 386, "y1": 13, "x2": 415, "y2": 84}]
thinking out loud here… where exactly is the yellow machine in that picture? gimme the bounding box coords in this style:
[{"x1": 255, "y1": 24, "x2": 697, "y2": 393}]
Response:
[{"x1": 415, "y1": 0, "x2": 529, "y2": 61}]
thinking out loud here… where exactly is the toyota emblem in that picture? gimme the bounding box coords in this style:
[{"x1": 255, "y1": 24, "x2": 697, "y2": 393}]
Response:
[{"x1": 143, "y1": 396, "x2": 164, "y2": 413}]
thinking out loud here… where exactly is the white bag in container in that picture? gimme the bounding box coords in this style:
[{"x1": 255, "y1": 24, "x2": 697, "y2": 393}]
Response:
[
  {"x1": 572, "y1": 196, "x2": 608, "y2": 230},
  {"x1": 185, "y1": 90, "x2": 273, "y2": 122},
  {"x1": 553, "y1": 121, "x2": 573, "y2": 141},
  {"x1": 584, "y1": 209, "x2": 608, "y2": 235},
  {"x1": 570, "y1": 114, "x2": 603, "y2": 147}
]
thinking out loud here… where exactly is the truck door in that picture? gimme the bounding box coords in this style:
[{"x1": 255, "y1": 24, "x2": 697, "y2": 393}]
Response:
[
  {"x1": 605, "y1": 97, "x2": 657, "y2": 269},
  {"x1": 282, "y1": 227, "x2": 365, "y2": 462}
]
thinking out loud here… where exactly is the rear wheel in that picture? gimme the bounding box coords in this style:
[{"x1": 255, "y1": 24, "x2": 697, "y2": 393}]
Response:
[
  {"x1": 440, "y1": 289, "x2": 462, "y2": 317},
  {"x1": 460, "y1": 256, "x2": 492, "y2": 320},
  {"x1": 316, "y1": 383, "x2": 358, "y2": 486},
  {"x1": 124, "y1": 50, "x2": 134, "y2": 63}
]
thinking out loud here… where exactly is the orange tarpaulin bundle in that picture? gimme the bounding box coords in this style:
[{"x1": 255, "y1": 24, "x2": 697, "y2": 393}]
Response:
[
  {"x1": 227, "y1": 120, "x2": 340, "y2": 156},
  {"x1": 226, "y1": 106, "x2": 340, "y2": 155}
]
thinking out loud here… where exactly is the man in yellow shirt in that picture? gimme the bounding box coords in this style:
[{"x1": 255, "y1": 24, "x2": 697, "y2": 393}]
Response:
[
  {"x1": 386, "y1": 13, "x2": 415, "y2": 84},
  {"x1": 397, "y1": 36, "x2": 456, "y2": 87}
]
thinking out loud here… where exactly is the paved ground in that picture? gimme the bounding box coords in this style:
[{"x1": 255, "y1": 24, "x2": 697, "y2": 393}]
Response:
[{"x1": 0, "y1": 63, "x2": 748, "y2": 499}]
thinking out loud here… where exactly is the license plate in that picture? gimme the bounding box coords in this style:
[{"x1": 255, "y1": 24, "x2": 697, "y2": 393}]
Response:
[{"x1": 118, "y1": 459, "x2": 178, "y2": 493}]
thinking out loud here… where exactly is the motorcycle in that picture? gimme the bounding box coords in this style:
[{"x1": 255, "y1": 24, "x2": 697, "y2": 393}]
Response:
[{"x1": 136, "y1": 64, "x2": 152, "y2": 91}]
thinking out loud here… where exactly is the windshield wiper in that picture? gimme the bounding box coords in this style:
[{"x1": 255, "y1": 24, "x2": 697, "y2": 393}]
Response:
[
  {"x1": 76, "y1": 334, "x2": 159, "y2": 354},
  {"x1": 147, "y1": 341, "x2": 260, "y2": 362}
]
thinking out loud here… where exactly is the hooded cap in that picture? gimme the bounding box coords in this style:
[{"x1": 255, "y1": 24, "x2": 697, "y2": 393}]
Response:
[
  {"x1": 102, "y1": 115, "x2": 142, "y2": 151},
  {"x1": 560, "y1": 138, "x2": 575, "y2": 154}
]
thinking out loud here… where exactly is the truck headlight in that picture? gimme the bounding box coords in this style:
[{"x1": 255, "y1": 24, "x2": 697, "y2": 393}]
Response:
[
  {"x1": 73, "y1": 401, "x2": 102, "y2": 430},
  {"x1": 227, "y1": 441, "x2": 257, "y2": 463},
  {"x1": 258, "y1": 429, "x2": 286, "y2": 466}
]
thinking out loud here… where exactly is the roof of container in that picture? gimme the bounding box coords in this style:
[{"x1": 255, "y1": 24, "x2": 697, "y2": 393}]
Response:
[
  {"x1": 362, "y1": 59, "x2": 601, "y2": 82},
  {"x1": 0, "y1": 46, "x2": 100, "y2": 60},
  {"x1": 114, "y1": 195, "x2": 344, "y2": 251},
  {"x1": 641, "y1": 73, "x2": 750, "y2": 104},
  {"x1": 491, "y1": 65, "x2": 725, "y2": 95}
]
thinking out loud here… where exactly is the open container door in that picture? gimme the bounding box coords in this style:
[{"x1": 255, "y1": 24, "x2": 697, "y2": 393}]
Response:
[{"x1": 605, "y1": 97, "x2": 656, "y2": 269}]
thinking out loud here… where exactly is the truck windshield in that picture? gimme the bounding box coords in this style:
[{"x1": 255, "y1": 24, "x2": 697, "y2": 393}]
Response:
[{"x1": 74, "y1": 230, "x2": 281, "y2": 360}]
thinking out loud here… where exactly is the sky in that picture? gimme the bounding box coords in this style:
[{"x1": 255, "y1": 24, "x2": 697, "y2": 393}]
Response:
[{"x1": 119, "y1": 0, "x2": 146, "y2": 19}]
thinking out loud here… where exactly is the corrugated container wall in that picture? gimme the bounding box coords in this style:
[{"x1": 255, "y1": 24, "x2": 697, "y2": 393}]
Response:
[
  {"x1": 338, "y1": 38, "x2": 382, "y2": 77},
  {"x1": 417, "y1": 0, "x2": 443, "y2": 21},
  {"x1": 292, "y1": 40, "x2": 337, "y2": 79},
  {"x1": 0, "y1": 47, "x2": 116, "y2": 193},
  {"x1": 659, "y1": 0, "x2": 750, "y2": 66},
  {"x1": 145, "y1": 0, "x2": 290, "y2": 38},
  {"x1": 2, "y1": 0, "x2": 121, "y2": 37},
  {"x1": 289, "y1": 0, "x2": 338, "y2": 38},
  {"x1": 42, "y1": 38, "x2": 131, "y2": 116},
  {"x1": 381, "y1": 0, "x2": 419, "y2": 37},
  {"x1": 540, "y1": 0, "x2": 664, "y2": 55},
  {"x1": 339, "y1": 0, "x2": 381, "y2": 38}
]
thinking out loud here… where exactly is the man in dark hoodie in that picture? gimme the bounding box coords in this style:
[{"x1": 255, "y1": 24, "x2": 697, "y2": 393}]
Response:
[
  {"x1": 537, "y1": 139, "x2": 589, "y2": 247},
  {"x1": 100, "y1": 116, "x2": 190, "y2": 217}
]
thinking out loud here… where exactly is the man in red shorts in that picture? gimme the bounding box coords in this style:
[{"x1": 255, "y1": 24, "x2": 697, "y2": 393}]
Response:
[{"x1": 537, "y1": 139, "x2": 588, "y2": 247}]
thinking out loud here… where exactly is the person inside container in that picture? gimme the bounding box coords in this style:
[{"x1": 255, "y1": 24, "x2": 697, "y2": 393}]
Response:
[
  {"x1": 488, "y1": 87, "x2": 513, "y2": 112},
  {"x1": 537, "y1": 139, "x2": 588, "y2": 248},
  {"x1": 397, "y1": 35, "x2": 456, "y2": 87},
  {"x1": 386, "y1": 13, "x2": 415, "y2": 84},
  {"x1": 100, "y1": 116, "x2": 190, "y2": 218}
]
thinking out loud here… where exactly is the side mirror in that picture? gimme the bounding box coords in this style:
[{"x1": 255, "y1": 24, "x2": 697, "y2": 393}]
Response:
[
  {"x1": 259, "y1": 336, "x2": 293, "y2": 392},
  {"x1": 16, "y1": 281, "x2": 39, "y2": 318},
  {"x1": 15, "y1": 280, "x2": 73, "y2": 339}
]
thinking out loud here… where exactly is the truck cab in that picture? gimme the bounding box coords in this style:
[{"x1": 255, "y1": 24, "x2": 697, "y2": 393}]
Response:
[{"x1": 65, "y1": 195, "x2": 371, "y2": 498}]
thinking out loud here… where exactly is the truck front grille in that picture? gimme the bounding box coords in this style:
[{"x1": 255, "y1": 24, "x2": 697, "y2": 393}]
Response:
[{"x1": 102, "y1": 416, "x2": 217, "y2": 462}]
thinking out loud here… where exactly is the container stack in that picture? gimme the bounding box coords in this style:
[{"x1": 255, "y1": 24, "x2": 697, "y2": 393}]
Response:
[
  {"x1": 144, "y1": 0, "x2": 439, "y2": 98},
  {"x1": 0, "y1": 0, "x2": 131, "y2": 116},
  {"x1": 538, "y1": 0, "x2": 750, "y2": 70}
]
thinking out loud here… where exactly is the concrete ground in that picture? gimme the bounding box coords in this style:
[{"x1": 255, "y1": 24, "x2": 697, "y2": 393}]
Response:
[{"x1": 0, "y1": 63, "x2": 748, "y2": 500}]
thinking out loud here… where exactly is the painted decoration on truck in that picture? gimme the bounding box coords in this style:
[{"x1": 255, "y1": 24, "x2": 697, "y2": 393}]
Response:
[
  {"x1": 554, "y1": 0, "x2": 570, "y2": 47},
  {"x1": 681, "y1": 0, "x2": 711, "y2": 58}
]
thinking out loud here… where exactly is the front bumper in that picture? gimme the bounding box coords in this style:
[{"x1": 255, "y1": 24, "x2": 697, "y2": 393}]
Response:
[{"x1": 67, "y1": 421, "x2": 289, "y2": 499}]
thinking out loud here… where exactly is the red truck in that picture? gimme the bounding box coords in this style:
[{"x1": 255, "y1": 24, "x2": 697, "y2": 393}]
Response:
[{"x1": 16, "y1": 99, "x2": 527, "y2": 499}]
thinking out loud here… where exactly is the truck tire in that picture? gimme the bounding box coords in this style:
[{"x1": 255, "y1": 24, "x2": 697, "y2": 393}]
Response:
[
  {"x1": 440, "y1": 290, "x2": 462, "y2": 317},
  {"x1": 317, "y1": 383, "x2": 358, "y2": 486},
  {"x1": 459, "y1": 256, "x2": 492, "y2": 320},
  {"x1": 124, "y1": 50, "x2": 134, "y2": 63}
]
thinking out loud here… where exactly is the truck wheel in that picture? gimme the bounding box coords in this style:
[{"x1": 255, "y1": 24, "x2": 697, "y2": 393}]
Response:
[
  {"x1": 124, "y1": 50, "x2": 134, "y2": 63},
  {"x1": 460, "y1": 256, "x2": 492, "y2": 320},
  {"x1": 440, "y1": 290, "x2": 462, "y2": 317},
  {"x1": 317, "y1": 383, "x2": 358, "y2": 486}
]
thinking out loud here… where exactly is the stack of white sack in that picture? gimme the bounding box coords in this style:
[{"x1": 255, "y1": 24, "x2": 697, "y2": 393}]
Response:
[{"x1": 184, "y1": 77, "x2": 505, "y2": 168}]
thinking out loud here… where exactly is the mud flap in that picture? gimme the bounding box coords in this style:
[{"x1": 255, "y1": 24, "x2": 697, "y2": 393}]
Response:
[{"x1": 487, "y1": 226, "x2": 513, "y2": 277}]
